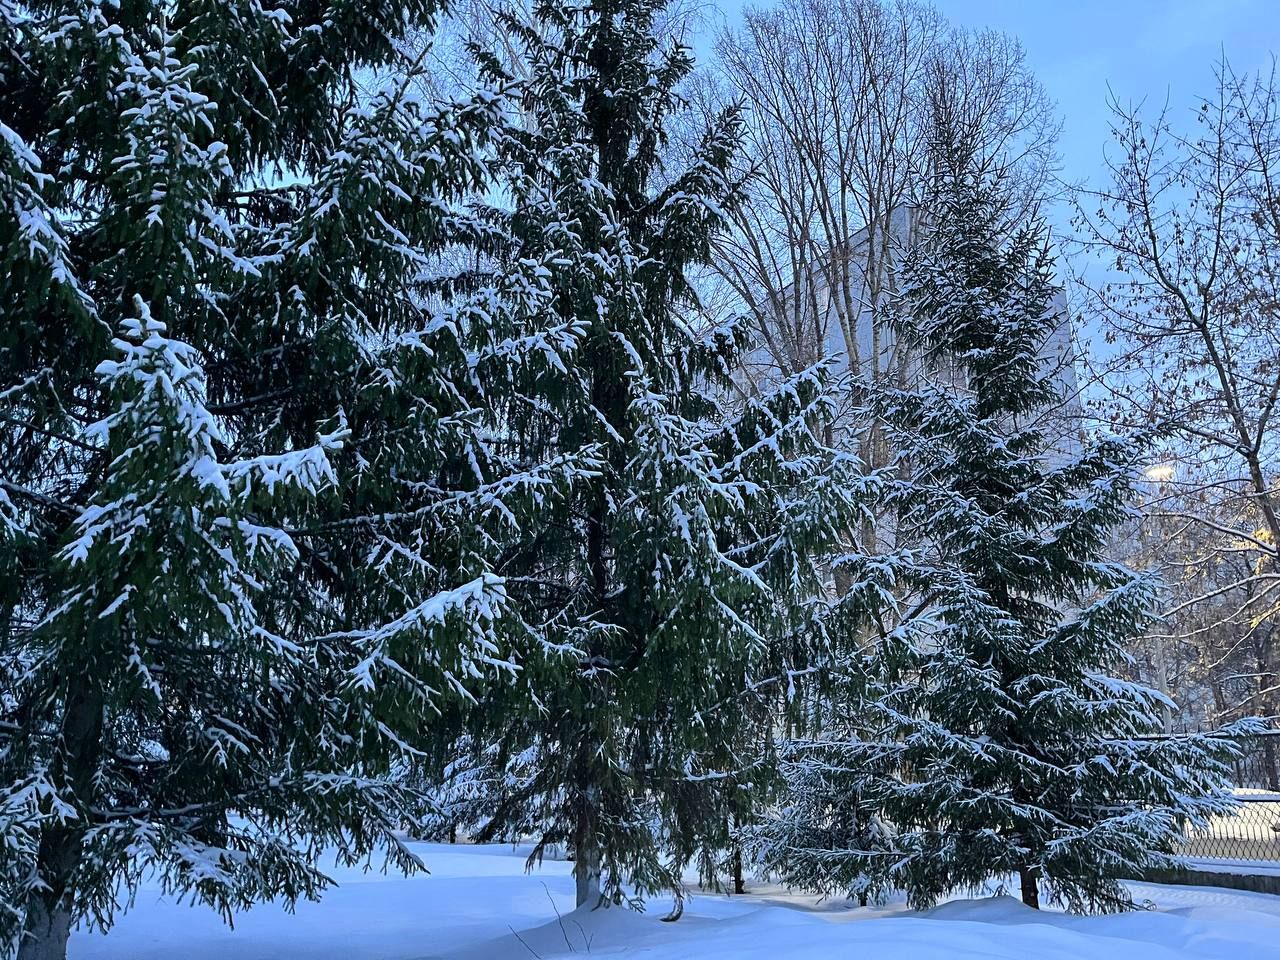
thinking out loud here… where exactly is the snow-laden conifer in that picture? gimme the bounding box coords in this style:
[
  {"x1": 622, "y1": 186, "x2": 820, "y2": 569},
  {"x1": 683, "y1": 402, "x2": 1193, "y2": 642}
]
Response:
[
  {"x1": 0, "y1": 3, "x2": 591, "y2": 957},
  {"x1": 754, "y1": 132, "x2": 1257, "y2": 914},
  {"x1": 450, "y1": 0, "x2": 876, "y2": 913}
]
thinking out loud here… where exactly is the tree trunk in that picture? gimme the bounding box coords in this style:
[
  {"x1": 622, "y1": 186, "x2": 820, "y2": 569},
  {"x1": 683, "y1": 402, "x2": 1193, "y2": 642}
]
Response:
[
  {"x1": 832, "y1": 563, "x2": 853, "y2": 598},
  {"x1": 19, "y1": 672, "x2": 103, "y2": 960},
  {"x1": 732, "y1": 844, "x2": 745, "y2": 895},
  {"x1": 572, "y1": 785, "x2": 602, "y2": 909},
  {"x1": 573, "y1": 822, "x2": 601, "y2": 909},
  {"x1": 17, "y1": 890, "x2": 74, "y2": 960},
  {"x1": 19, "y1": 818, "x2": 87, "y2": 960},
  {"x1": 1018, "y1": 866, "x2": 1040, "y2": 909}
]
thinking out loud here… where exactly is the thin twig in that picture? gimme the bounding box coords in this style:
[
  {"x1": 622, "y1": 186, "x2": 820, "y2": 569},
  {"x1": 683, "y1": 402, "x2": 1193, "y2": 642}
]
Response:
[
  {"x1": 570, "y1": 919, "x2": 593, "y2": 953},
  {"x1": 508, "y1": 926, "x2": 543, "y2": 959},
  {"x1": 541, "y1": 881, "x2": 575, "y2": 953}
]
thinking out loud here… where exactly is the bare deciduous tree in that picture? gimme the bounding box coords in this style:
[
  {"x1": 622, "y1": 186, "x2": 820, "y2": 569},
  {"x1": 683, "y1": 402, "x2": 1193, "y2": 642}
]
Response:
[
  {"x1": 705, "y1": 0, "x2": 1057, "y2": 390},
  {"x1": 1075, "y1": 59, "x2": 1280, "y2": 728},
  {"x1": 696, "y1": 0, "x2": 1059, "y2": 572}
]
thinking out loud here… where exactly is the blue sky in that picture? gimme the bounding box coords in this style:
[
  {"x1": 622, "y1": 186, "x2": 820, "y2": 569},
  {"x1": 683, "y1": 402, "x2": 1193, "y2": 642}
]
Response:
[
  {"x1": 685, "y1": 1, "x2": 1278, "y2": 371},
  {"x1": 694, "y1": 0, "x2": 1278, "y2": 196},
  {"x1": 937, "y1": 0, "x2": 1277, "y2": 189}
]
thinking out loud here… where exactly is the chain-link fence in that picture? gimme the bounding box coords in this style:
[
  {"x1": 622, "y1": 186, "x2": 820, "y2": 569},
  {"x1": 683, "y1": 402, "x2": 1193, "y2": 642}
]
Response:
[
  {"x1": 1182, "y1": 795, "x2": 1280, "y2": 862},
  {"x1": 1181, "y1": 731, "x2": 1280, "y2": 865},
  {"x1": 1230, "y1": 730, "x2": 1280, "y2": 791}
]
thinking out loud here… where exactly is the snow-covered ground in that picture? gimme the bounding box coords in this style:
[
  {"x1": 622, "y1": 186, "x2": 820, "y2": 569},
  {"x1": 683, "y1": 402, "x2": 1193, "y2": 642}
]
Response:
[{"x1": 70, "y1": 842, "x2": 1280, "y2": 960}]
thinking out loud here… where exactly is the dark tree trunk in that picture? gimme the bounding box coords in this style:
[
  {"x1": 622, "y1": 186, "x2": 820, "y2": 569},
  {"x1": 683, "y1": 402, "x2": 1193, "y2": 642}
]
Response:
[
  {"x1": 19, "y1": 676, "x2": 103, "y2": 960},
  {"x1": 16, "y1": 884, "x2": 74, "y2": 960},
  {"x1": 1019, "y1": 866, "x2": 1040, "y2": 909}
]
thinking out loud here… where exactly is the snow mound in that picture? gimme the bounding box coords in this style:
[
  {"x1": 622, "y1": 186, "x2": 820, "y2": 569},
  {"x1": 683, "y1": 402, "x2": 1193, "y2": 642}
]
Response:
[{"x1": 70, "y1": 843, "x2": 1280, "y2": 960}]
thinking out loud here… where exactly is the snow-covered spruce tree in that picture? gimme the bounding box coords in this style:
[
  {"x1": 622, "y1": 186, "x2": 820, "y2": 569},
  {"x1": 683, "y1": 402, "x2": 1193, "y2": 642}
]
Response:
[
  {"x1": 748, "y1": 655, "x2": 901, "y2": 907},
  {"x1": 402, "y1": 735, "x2": 518, "y2": 844},
  {"x1": 756, "y1": 140, "x2": 1253, "y2": 914},
  {"x1": 0, "y1": 3, "x2": 589, "y2": 958},
  {"x1": 15, "y1": 299, "x2": 352, "y2": 953},
  {"x1": 451, "y1": 0, "x2": 873, "y2": 913}
]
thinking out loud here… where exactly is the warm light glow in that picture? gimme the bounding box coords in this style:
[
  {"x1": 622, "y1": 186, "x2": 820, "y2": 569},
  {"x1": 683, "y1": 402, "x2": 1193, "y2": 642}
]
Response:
[{"x1": 1144, "y1": 463, "x2": 1175, "y2": 482}]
